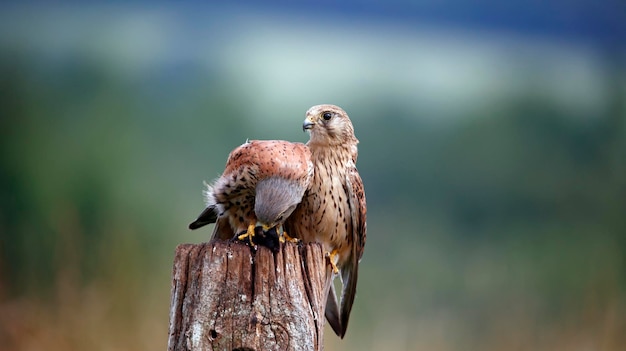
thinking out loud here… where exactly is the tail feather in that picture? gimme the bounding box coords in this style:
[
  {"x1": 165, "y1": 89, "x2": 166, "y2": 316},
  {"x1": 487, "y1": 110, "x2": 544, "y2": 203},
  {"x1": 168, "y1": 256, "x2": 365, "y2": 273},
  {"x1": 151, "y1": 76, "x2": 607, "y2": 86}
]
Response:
[
  {"x1": 325, "y1": 280, "x2": 342, "y2": 337},
  {"x1": 338, "y1": 258, "x2": 358, "y2": 338},
  {"x1": 188, "y1": 205, "x2": 217, "y2": 230},
  {"x1": 324, "y1": 257, "x2": 359, "y2": 339},
  {"x1": 211, "y1": 217, "x2": 234, "y2": 240}
]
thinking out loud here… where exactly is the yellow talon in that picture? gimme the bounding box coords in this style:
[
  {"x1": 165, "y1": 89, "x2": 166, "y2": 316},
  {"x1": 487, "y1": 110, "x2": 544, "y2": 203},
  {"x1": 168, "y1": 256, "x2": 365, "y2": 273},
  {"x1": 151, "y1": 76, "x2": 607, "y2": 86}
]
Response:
[
  {"x1": 281, "y1": 231, "x2": 299, "y2": 243},
  {"x1": 327, "y1": 249, "x2": 339, "y2": 274},
  {"x1": 237, "y1": 224, "x2": 256, "y2": 244}
]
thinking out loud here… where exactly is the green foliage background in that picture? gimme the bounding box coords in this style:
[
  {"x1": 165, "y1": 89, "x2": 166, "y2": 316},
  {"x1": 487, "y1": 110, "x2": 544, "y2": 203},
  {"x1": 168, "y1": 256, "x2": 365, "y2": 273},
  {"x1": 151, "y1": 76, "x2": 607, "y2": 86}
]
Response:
[{"x1": 0, "y1": 4, "x2": 624, "y2": 350}]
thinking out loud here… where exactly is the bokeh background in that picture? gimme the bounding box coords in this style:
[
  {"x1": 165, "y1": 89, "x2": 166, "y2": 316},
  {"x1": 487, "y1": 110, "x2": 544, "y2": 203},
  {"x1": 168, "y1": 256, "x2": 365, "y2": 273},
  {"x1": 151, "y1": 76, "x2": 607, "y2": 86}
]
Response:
[{"x1": 1, "y1": 1, "x2": 625, "y2": 350}]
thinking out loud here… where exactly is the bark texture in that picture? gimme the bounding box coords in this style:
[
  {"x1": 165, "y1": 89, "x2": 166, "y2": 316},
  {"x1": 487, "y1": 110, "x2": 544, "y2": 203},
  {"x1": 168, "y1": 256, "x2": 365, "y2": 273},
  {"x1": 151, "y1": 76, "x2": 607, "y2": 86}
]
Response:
[{"x1": 168, "y1": 240, "x2": 330, "y2": 351}]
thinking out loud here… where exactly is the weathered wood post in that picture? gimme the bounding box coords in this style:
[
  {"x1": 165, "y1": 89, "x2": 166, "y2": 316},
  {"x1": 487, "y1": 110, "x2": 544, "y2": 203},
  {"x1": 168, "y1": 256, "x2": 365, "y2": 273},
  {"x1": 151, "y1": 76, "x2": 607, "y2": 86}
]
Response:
[{"x1": 167, "y1": 240, "x2": 331, "y2": 351}]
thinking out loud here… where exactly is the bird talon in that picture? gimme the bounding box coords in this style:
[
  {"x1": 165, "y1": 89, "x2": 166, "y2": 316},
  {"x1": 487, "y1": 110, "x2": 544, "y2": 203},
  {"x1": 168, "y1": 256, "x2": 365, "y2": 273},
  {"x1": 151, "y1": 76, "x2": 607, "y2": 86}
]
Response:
[
  {"x1": 281, "y1": 231, "x2": 299, "y2": 244},
  {"x1": 327, "y1": 249, "x2": 339, "y2": 274},
  {"x1": 237, "y1": 224, "x2": 256, "y2": 244}
]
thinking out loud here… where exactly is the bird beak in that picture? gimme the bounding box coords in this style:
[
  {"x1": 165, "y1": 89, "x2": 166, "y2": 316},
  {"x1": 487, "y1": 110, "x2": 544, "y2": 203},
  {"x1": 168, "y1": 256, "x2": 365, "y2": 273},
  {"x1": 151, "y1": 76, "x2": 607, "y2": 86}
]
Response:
[{"x1": 303, "y1": 116, "x2": 315, "y2": 131}]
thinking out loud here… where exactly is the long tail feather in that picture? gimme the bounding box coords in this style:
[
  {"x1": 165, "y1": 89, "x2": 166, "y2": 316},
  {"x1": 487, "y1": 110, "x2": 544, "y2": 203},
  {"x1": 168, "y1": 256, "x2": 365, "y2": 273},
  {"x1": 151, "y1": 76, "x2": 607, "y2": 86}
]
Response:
[
  {"x1": 325, "y1": 279, "x2": 342, "y2": 337},
  {"x1": 188, "y1": 205, "x2": 217, "y2": 230},
  {"x1": 339, "y1": 258, "x2": 358, "y2": 338}
]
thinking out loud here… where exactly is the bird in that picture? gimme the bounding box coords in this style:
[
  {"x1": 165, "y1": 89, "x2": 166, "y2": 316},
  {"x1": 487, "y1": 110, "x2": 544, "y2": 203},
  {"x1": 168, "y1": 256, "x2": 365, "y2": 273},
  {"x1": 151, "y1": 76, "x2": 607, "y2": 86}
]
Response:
[
  {"x1": 284, "y1": 104, "x2": 367, "y2": 338},
  {"x1": 189, "y1": 139, "x2": 313, "y2": 251}
]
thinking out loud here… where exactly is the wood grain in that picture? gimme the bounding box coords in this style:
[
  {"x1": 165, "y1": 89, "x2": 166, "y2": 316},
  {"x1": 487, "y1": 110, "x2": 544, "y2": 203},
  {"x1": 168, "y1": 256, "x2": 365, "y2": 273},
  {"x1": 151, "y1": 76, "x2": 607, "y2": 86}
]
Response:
[{"x1": 168, "y1": 240, "x2": 331, "y2": 351}]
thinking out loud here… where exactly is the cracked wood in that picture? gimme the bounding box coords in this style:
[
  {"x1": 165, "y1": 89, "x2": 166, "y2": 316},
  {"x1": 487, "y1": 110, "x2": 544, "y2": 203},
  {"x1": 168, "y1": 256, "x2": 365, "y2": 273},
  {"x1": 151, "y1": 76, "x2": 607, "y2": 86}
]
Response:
[{"x1": 168, "y1": 240, "x2": 331, "y2": 351}]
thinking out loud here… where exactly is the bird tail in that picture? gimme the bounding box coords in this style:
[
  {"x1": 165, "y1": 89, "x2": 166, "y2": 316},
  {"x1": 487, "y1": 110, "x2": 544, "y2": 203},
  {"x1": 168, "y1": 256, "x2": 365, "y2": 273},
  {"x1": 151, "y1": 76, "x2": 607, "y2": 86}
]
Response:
[
  {"x1": 324, "y1": 277, "x2": 342, "y2": 337},
  {"x1": 338, "y1": 257, "x2": 358, "y2": 338},
  {"x1": 324, "y1": 255, "x2": 359, "y2": 339},
  {"x1": 188, "y1": 181, "x2": 219, "y2": 230},
  {"x1": 188, "y1": 204, "x2": 217, "y2": 230}
]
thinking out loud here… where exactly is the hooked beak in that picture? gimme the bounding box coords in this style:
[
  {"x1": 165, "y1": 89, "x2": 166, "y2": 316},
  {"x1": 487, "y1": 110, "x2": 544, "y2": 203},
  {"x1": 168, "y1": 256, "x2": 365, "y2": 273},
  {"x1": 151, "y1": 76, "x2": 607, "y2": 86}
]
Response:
[{"x1": 302, "y1": 117, "x2": 315, "y2": 131}]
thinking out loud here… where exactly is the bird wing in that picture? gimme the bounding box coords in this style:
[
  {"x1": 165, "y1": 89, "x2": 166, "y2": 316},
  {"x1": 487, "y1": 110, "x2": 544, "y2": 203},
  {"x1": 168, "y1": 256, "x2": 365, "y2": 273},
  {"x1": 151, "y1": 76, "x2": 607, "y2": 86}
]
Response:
[
  {"x1": 347, "y1": 166, "x2": 367, "y2": 261},
  {"x1": 338, "y1": 164, "x2": 367, "y2": 337},
  {"x1": 189, "y1": 140, "x2": 312, "y2": 241},
  {"x1": 224, "y1": 140, "x2": 312, "y2": 182}
]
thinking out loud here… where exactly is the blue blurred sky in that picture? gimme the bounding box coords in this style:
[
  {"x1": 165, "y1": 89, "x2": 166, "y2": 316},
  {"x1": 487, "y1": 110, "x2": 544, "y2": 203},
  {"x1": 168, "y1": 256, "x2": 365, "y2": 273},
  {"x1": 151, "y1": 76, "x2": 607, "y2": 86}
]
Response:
[
  {"x1": 5, "y1": 0, "x2": 623, "y2": 46},
  {"x1": 1, "y1": 1, "x2": 622, "y2": 130},
  {"x1": 211, "y1": 0, "x2": 626, "y2": 48}
]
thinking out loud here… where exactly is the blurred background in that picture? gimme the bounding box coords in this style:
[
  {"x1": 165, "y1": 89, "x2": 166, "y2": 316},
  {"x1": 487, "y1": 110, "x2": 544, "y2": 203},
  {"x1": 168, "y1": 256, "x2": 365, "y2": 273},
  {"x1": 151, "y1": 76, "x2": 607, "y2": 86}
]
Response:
[{"x1": 1, "y1": 1, "x2": 625, "y2": 350}]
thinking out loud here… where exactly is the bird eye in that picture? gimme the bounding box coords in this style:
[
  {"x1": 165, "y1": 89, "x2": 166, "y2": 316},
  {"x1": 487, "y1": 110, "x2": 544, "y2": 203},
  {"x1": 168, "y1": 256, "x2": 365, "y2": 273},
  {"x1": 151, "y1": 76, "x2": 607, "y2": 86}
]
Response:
[{"x1": 322, "y1": 112, "x2": 332, "y2": 120}]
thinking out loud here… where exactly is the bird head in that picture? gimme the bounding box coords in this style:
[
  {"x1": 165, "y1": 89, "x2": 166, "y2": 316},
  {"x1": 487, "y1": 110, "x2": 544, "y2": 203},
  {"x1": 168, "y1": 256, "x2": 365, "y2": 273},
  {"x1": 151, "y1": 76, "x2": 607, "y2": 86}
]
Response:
[{"x1": 303, "y1": 104, "x2": 358, "y2": 146}]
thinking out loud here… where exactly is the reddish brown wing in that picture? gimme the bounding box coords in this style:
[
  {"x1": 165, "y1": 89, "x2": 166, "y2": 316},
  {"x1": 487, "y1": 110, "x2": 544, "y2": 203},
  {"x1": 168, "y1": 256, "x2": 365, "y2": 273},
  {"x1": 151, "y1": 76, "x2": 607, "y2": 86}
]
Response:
[
  {"x1": 191, "y1": 140, "x2": 312, "y2": 241},
  {"x1": 347, "y1": 166, "x2": 366, "y2": 261},
  {"x1": 334, "y1": 164, "x2": 367, "y2": 337},
  {"x1": 223, "y1": 140, "x2": 312, "y2": 183}
]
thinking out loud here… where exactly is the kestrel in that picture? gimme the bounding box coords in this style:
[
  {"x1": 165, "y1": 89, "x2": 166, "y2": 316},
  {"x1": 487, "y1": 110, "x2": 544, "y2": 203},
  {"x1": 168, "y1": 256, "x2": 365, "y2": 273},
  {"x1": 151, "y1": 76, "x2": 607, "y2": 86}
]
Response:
[
  {"x1": 189, "y1": 140, "x2": 313, "y2": 250},
  {"x1": 284, "y1": 104, "x2": 367, "y2": 338}
]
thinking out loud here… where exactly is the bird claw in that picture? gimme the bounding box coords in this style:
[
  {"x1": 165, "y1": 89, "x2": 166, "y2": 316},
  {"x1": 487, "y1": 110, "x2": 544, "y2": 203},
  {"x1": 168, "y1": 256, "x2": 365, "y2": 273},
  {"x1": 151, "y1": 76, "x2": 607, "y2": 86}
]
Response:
[
  {"x1": 238, "y1": 225, "x2": 294, "y2": 253},
  {"x1": 327, "y1": 249, "x2": 339, "y2": 274},
  {"x1": 280, "y1": 231, "x2": 299, "y2": 244},
  {"x1": 242, "y1": 225, "x2": 280, "y2": 252},
  {"x1": 237, "y1": 224, "x2": 256, "y2": 244}
]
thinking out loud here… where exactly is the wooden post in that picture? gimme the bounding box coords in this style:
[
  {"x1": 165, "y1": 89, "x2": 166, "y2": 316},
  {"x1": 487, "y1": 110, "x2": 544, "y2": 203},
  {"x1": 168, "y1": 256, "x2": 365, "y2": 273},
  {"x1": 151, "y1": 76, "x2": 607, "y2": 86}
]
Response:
[{"x1": 167, "y1": 240, "x2": 331, "y2": 351}]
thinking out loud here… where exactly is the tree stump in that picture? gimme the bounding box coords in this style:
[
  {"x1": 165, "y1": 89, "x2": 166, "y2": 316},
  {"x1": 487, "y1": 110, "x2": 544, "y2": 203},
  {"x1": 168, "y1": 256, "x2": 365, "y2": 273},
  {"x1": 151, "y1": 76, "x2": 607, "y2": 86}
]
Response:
[{"x1": 167, "y1": 240, "x2": 331, "y2": 351}]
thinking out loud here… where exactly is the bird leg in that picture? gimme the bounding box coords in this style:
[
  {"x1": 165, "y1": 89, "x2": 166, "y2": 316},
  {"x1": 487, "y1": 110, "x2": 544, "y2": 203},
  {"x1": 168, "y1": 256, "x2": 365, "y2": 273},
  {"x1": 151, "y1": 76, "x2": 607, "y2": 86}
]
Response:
[
  {"x1": 279, "y1": 228, "x2": 300, "y2": 244},
  {"x1": 327, "y1": 249, "x2": 339, "y2": 274},
  {"x1": 237, "y1": 223, "x2": 256, "y2": 244}
]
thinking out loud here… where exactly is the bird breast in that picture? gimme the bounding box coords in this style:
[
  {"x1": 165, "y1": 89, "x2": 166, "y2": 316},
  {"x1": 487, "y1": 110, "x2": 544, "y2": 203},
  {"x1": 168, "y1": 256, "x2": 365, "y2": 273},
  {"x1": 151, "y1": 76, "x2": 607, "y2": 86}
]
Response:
[{"x1": 300, "y1": 148, "x2": 354, "y2": 264}]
